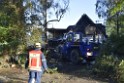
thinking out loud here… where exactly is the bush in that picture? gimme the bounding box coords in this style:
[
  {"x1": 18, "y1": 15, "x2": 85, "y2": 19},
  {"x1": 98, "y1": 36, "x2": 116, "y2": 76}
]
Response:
[
  {"x1": 109, "y1": 33, "x2": 124, "y2": 55},
  {"x1": 116, "y1": 60, "x2": 124, "y2": 83},
  {"x1": 18, "y1": 53, "x2": 27, "y2": 64},
  {"x1": 93, "y1": 32, "x2": 124, "y2": 83},
  {"x1": 93, "y1": 54, "x2": 117, "y2": 78}
]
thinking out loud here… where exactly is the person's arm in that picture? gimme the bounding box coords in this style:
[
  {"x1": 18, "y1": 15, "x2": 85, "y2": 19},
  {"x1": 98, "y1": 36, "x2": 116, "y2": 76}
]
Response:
[{"x1": 41, "y1": 53, "x2": 48, "y2": 71}]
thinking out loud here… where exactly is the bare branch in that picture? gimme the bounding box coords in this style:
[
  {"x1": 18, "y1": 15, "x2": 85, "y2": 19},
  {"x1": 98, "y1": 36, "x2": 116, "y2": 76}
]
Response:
[
  {"x1": 47, "y1": 0, "x2": 69, "y2": 23},
  {"x1": 47, "y1": 10, "x2": 64, "y2": 23}
]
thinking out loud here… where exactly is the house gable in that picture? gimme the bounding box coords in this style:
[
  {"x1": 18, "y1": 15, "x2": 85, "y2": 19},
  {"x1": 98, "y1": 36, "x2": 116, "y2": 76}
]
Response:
[{"x1": 74, "y1": 14, "x2": 96, "y2": 35}]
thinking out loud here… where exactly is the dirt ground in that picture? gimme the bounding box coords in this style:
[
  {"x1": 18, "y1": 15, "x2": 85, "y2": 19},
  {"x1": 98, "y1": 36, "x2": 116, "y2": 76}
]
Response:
[{"x1": 0, "y1": 61, "x2": 110, "y2": 83}]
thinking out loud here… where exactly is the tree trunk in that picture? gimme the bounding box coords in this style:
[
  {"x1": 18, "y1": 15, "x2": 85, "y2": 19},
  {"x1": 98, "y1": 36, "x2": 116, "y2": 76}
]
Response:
[
  {"x1": 44, "y1": 22, "x2": 48, "y2": 42},
  {"x1": 116, "y1": 13, "x2": 119, "y2": 35},
  {"x1": 43, "y1": 0, "x2": 48, "y2": 42}
]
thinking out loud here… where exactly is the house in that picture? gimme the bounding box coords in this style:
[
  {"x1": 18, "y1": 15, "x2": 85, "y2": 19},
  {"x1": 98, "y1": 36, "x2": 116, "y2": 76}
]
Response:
[
  {"x1": 73, "y1": 14, "x2": 107, "y2": 43},
  {"x1": 74, "y1": 14, "x2": 95, "y2": 34},
  {"x1": 47, "y1": 14, "x2": 107, "y2": 43},
  {"x1": 47, "y1": 28, "x2": 67, "y2": 39}
]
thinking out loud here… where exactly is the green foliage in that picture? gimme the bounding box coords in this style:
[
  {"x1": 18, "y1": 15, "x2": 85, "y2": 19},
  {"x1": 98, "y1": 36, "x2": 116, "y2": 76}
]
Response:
[
  {"x1": 26, "y1": 28, "x2": 43, "y2": 45},
  {"x1": 116, "y1": 60, "x2": 124, "y2": 83},
  {"x1": 100, "y1": 30, "x2": 124, "y2": 55},
  {"x1": 0, "y1": 0, "x2": 25, "y2": 57},
  {"x1": 96, "y1": 0, "x2": 124, "y2": 17},
  {"x1": 18, "y1": 53, "x2": 27, "y2": 64},
  {"x1": 93, "y1": 54, "x2": 117, "y2": 78},
  {"x1": 0, "y1": 26, "x2": 9, "y2": 42},
  {"x1": 47, "y1": 67, "x2": 58, "y2": 74},
  {"x1": 93, "y1": 31, "x2": 124, "y2": 82},
  {"x1": 96, "y1": 0, "x2": 124, "y2": 35},
  {"x1": 24, "y1": 0, "x2": 69, "y2": 42},
  {"x1": 0, "y1": 0, "x2": 23, "y2": 27},
  {"x1": 0, "y1": 26, "x2": 25, "y2": 54},
  {"x1": 110, "y1": 0, "x2": 124, "y2": 16},
  {"x1": 94, "y1": 54, "x2": 124, "y2": 83},
  {"x1": 109, "y1": 33, "x2": 124, "y2": 55}
]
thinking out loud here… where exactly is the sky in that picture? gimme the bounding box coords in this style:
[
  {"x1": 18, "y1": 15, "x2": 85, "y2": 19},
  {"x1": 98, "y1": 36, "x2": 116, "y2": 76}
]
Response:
[{"x1": 48, "y1": 0, "x2": 104, "y2": 29}]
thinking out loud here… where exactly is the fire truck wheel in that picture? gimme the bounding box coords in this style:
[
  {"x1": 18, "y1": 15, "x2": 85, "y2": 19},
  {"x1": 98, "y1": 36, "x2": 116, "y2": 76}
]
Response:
[{"x1": 70, "y1": 49, "x2": 80, "y2": 64}]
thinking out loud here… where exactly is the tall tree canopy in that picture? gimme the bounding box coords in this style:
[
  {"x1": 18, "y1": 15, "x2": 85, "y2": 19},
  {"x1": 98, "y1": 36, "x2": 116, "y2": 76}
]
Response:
[
  {"x1": 96, "y1": 0, "x2": 124, "y2": 18},
  {"x1": 96, "y1": 0, "x2": 124, "y2": 35},
  {"x1": 0, "y1": 0, "x2": 25, "y2": 55},
  {"x1": 23, "y1": 0, "x2": 69, "y2": 42},
  {"x1": 0, "y1": 0, "x2": 23, "y2": 27}
]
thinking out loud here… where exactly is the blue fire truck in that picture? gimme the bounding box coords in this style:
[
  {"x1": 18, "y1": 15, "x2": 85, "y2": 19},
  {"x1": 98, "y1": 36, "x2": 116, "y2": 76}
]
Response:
[
  {"x1": 57, "y1": 32, "x2": 100, "y2": 64},
  {"x1": 48, "y1": 32, "x2": 100, "y2": 65}
]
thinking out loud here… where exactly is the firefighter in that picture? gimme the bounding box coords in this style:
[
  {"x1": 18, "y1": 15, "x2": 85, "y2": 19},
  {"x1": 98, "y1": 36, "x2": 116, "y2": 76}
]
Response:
[{"x1": 25, "y1": 42, "x2": 48, "y2": 83}]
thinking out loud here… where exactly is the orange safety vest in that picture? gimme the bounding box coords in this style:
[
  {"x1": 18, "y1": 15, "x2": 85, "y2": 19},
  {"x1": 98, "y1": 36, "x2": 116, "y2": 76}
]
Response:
[{"x1": 29, "y1": 50, "x2": 42, "y2": 71}]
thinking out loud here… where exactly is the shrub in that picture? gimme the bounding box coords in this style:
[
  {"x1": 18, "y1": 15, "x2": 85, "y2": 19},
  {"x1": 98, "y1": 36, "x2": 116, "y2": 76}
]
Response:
[
  {"x1": 93, "y1": 32, "x2": 124, "y2": 83},
  {"x1": 109, "y1": 33, "x2": 124, "y2": 55},
  {"x1": 116, "y1": 60, "x2": 124, "y2": 83},
  {"x1": 93, "y1": 54, "x2": 117, "y2": 78},
  {"x1": 19, "y1": 53, "x2": 27, "y2": 64}
]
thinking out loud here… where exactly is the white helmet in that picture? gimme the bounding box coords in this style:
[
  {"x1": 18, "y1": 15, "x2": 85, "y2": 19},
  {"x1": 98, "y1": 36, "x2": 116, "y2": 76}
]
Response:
[{"x1": 35, "y1": 42, "x2": 41, "y2": 48}]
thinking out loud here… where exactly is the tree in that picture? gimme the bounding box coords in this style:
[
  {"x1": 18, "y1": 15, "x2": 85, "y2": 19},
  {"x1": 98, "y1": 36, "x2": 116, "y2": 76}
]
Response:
[
  {"x1": 0, "y1": 0, "x2": 25, "y2": 56},
  {"x1": 23, "y1": 0, "x2": 69, "y2": 42},
  {"x1": 96, "y1": 0, "x2": 124, "y2": 35},
  {"x1": 95, "y1": 0, "x2": 109, "y2": 18}
]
